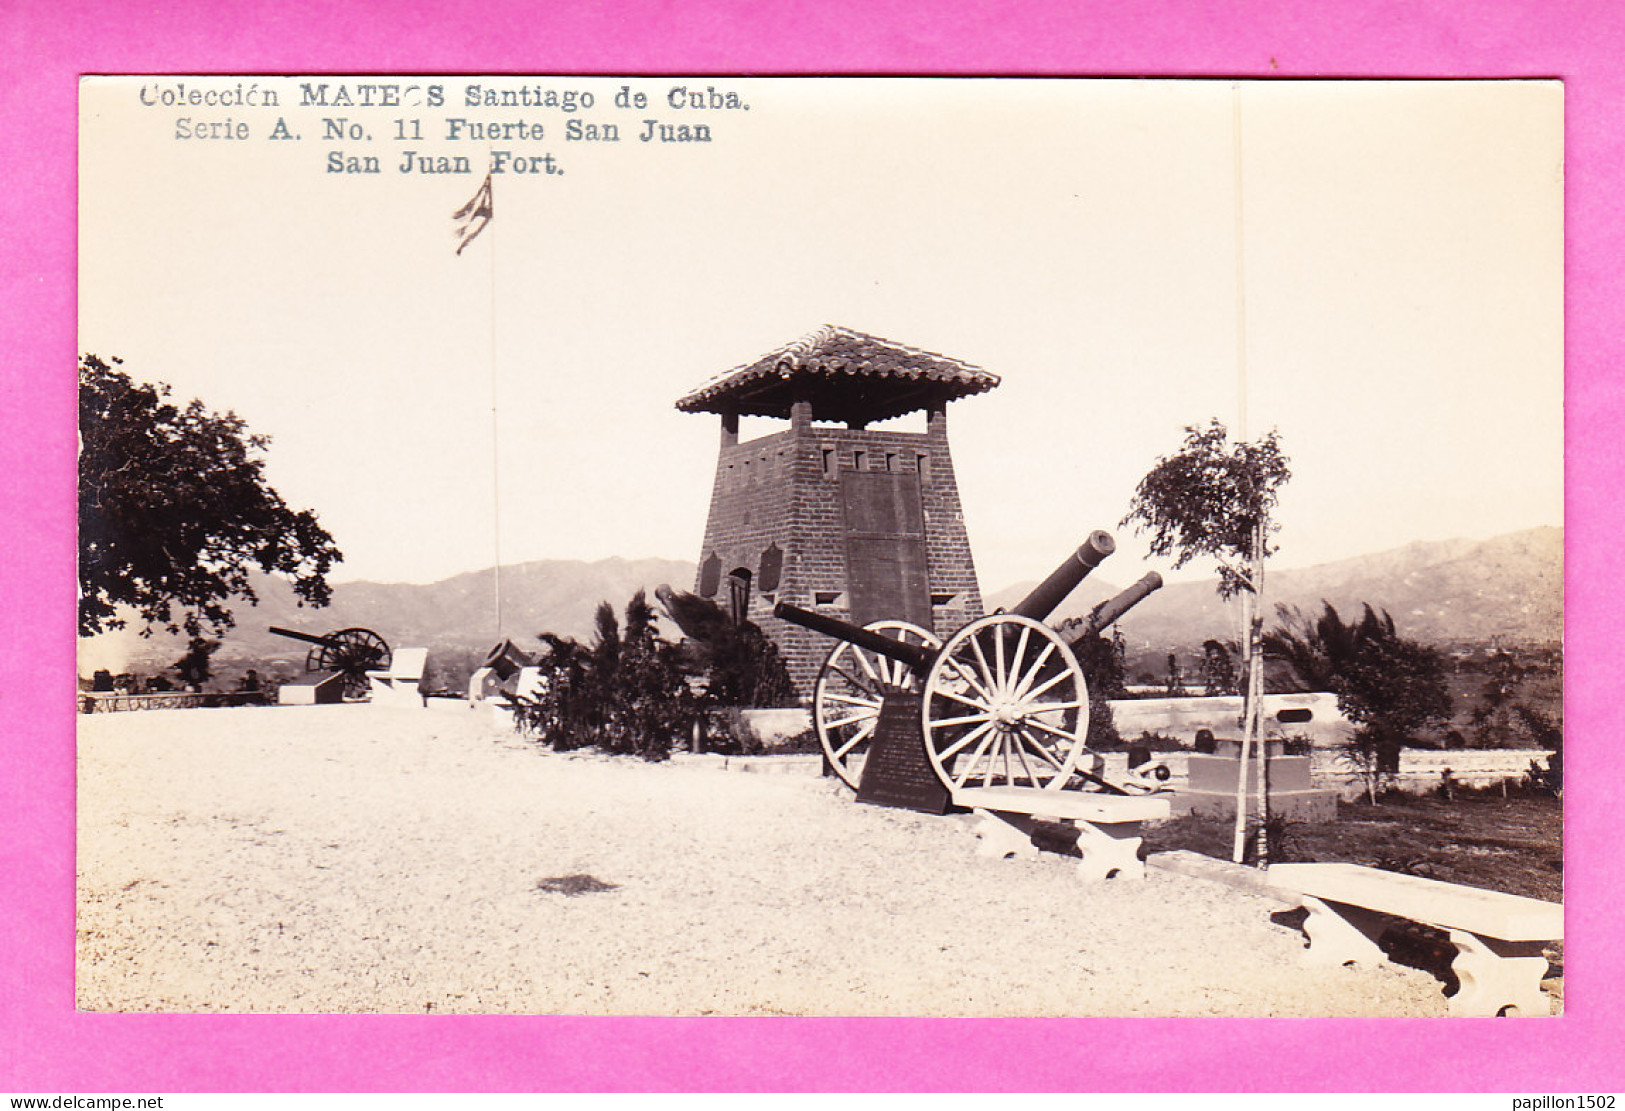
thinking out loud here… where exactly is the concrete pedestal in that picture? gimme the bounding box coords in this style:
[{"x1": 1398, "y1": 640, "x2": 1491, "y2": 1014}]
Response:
[
  {"x1": 278, "y1": 671, "x2": 345, "y2": 705},
  {"x1": 1174, "y1": 753, "x2": 1339, "y2": 821}
]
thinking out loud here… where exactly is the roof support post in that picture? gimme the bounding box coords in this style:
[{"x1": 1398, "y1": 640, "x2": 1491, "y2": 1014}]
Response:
[{"x1": 790, "y1": 383, "x2": 813, "y2": 435}]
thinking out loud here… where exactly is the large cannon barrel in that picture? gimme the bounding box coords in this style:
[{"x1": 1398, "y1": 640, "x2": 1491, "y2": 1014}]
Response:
[
  {"x1": 1067, "y1": 571, "x2": 1163, "y2": 645},
  {"x1": 482, "y1": 638, "x2": 533, "y2": 681},
  {"x1": 772, "y1": 603, "x2": 936, "y2": 674},
  {"x1": 1009, "y1": 530, "x2": 1116, "y2": 621},
  {"x1": 269, "y1": 625, "x2": 338, "y2": 648}
]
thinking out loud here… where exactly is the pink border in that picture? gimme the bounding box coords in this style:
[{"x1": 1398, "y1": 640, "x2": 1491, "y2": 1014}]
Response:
[{"x1": 4, "y1": 0, "x2": 1620, "y2": 1093}]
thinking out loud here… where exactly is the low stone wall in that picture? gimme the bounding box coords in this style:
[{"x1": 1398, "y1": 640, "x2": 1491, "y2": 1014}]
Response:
[
  {"x1": 1309, "y1": 746, "x2": 1557, "y2": 799},
  {"x1": 1107, "y1": 692, "x2": 1354, "y2": 749},
  {"x1": 79, "y1": 691, "x2": 272, "y2": 713},
  {"x1": 1100, "y1": 747, "x2": 1554, "y2": 803}
]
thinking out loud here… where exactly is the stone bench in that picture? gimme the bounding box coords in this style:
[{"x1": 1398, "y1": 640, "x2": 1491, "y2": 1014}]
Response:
[
  {"x1": 952, "y1": 786, "x2": 1171, "y2": 882},
  {"x1": 1267, "y1": 861, "x2": 1563, "y2": 1017}
]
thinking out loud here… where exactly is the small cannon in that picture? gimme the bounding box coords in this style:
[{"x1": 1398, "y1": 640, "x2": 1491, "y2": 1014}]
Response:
[
  {"x1": 269, "y1": 625, "x2": 391, "y2": 700},
  {"x1": 777, "y1": 532, "x2": 1163, "y2": 794}
]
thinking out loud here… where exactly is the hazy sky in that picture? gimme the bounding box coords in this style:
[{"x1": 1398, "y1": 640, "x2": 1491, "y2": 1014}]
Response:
[{"x1": 79, "y1": 77, "x2": 1563, "y2": 594}]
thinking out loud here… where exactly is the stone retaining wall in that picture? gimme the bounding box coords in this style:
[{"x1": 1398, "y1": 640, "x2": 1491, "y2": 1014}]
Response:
[
  {"x1": 1117, "y1": 747, "x2": 1554, "y2": 801},
  {"x1": 1308, "y1": 746, "x2": 1558, "y2": 799}
]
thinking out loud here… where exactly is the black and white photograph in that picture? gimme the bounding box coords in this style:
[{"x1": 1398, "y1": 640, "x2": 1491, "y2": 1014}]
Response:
[{"x1": 76, "y1": 75, "x2": 1564, "y2": 1018}]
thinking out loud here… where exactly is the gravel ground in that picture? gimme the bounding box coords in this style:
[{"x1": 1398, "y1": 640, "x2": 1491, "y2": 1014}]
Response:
[{"x1": 77, "y1": 703, "x2": 1451, "y2": 1016}]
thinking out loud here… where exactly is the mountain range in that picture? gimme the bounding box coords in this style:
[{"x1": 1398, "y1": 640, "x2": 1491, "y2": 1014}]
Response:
[
  {"x1": 986, "y1": 525, "x2": 1562, "y2": 652},
  {"x1": 95, "y1": 527, "x2": 1560, "y2": 671}
]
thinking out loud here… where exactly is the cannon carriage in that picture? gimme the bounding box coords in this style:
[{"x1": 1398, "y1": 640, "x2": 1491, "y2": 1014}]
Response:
[
  {"x1": 776, "y1": 532, "x2": 1164, "y2": 796},
  {"x1": 268, "y1": 625, "x2": 392, "y2": 700}
]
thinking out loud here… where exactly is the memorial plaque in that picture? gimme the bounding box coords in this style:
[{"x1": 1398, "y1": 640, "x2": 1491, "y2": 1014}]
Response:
[{"x1": 855, "y1": 692, "x2": 951, "y2": 815}]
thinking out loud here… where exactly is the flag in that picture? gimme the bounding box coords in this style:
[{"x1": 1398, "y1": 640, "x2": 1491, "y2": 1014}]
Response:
[{"x1": 453, "y1": 171, "x2": 493, "y2": 255}]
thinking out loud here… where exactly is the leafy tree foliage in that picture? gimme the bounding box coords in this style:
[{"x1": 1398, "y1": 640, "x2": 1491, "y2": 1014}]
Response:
[
  {"x1": 78, "y1": 354, "x2": 342, "y2": 638},
  {"x1": 1265, "y1": 601, "x2": 1453, "y2": 801},
  {"x1": 1120, "y1": 420, "x2": 1291, "y2": 600}
]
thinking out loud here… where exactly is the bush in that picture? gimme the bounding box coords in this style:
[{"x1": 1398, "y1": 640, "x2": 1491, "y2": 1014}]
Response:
[
  {"x1": 514, "y1": 591, "x2": 700, "y2": 762},
  {"x1": 1279, "y1": 734, "x2": 1313, "y2": 756},
  {"x1": 1527, "y1": 756, "x2": 1562, "y2": 798},
  {"x1": 1085, "y1": 696, "x2": 1121, "y2": 750},
  {"x1": 1135, "y1": 730, "x2": 1186, "y2": 753},
  {"x1": 1339, "y1": 728, "x2": 1403, "y2": 804}
]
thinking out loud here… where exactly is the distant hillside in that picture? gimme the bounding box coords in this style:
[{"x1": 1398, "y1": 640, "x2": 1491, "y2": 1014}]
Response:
[
  {"x1": 987, "y1": 526, "x2": 1562, "y2": 651},
  {"x1": 91, "y1": 527, "x2": 1560, "y2": 676},
  {"x1": 98, "y1": 556, "x2": 697, "y2": 670}
]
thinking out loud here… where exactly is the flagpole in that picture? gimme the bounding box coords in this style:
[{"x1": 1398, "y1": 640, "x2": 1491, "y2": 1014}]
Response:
[
  {"x1": 1233, "y1": 82, "x2": 1249, "y2": 444},
  {"x1": 453, "y1": 162, "x2": 501, "y2": 641},
  {"x1": 489, "y1": 170, "x2": 502, "y2": 641}
]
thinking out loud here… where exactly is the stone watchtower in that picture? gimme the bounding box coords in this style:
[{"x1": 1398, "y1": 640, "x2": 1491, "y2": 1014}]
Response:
[{"x1": 675, "y1": 326, "x2": 999, "y2": 698}]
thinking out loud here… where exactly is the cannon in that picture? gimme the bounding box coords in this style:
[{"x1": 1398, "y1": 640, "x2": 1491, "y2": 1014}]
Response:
[
  {"x1": 268, "y1": 625, "x2": 391, "y2": 700},
  {"x1": 482, "y1": 638, "x2": 534, "y2": 682},
  {"x1": 779, "y1": 532, "x2": 1164, "y2": 794}
]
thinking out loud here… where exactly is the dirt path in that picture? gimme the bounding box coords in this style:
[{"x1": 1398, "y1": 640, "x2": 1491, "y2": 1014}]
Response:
[{"x1": 77, "y1": 704, "x2": 1450, "y2": 1015}]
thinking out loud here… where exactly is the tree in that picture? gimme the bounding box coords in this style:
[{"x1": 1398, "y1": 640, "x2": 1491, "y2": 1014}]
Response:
[
  {"x1": 172, "y1": 637, "x2": 218, "y2": 692},
  {"x1": 1121, "y1": 421, "x2": 1291, "y2": 602},
  {"x1": 1470, "y1": 646, "x2": 1534, "y2": 747},
  {"x1": 1265, "y1": 602, "x2": 1453, "y2": 803},
  {"x1": 78, "y1": 354, "x2": 343, "y2": 638},
  {"x1": 1122, "y1": 420, "x2": 1291, "y2": 862},
  {"x1": 608, "y1": 590, "x2": 700, "y2": 761},
  {"x1": 1262, "y1": 601, "x2": 1360, "y2": 693},
  {"x1": 1516, "y1": 705, "x2": 1562, "y2": 797},
  {"x1": 1201, "y1": 639, "x2": 1239, "y2": 697}
]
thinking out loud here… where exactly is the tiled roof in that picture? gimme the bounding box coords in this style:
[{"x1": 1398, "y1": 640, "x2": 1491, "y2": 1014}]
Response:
[{"x1": 675, "y1": 326, "x2": 1000, "y2": 423}]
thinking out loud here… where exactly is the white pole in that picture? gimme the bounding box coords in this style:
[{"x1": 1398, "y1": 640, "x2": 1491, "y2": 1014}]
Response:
[
  {"x1": 488, "y1": 170, "x2": 503, "y2": 640},
  {"x1": 1229, "y1": 82, "x2": 1254, "y2": 863},
  {"x1": 1232, "y1": 82, "x2": 1249, "y2": 443},
  {"x1": 1251, "y1": 521, "x2": 1270, "y2": 866}
]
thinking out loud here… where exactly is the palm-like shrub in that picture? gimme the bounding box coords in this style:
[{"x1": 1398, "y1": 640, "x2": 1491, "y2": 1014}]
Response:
[
  {"x1": 1265, "y1": 602, "x2": 1452, "y2": 802},
  {"x1": 657, "y1": 588, "x2": 798, "y2": 709}
]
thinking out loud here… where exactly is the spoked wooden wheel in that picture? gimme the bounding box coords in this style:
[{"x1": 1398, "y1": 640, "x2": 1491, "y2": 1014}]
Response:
[
  {"x1": 921, "y1": 613, "x2": 1090, "y2": 792},
  {"x1": 307, "y1": 627, "x2": 391, "y2": 700},
  {"x1": 814, "y1": 620, "x2": 941, "y2": 790}
]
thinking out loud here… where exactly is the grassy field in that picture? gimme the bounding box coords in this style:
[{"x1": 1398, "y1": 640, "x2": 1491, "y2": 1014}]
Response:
[{"x1": 1144, "y1": 791, "x2": 1563, "y2": 900}]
